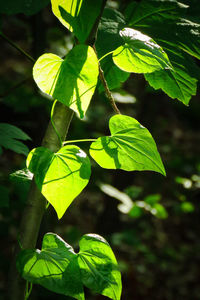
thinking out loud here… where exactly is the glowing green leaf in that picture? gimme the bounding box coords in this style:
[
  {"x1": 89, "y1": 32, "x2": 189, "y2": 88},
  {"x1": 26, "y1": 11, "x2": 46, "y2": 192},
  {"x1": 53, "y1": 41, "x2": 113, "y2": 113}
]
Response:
[
  {"x1": 17, "y1": 233, "x2": 84, "y2": 300},
  {"x1": 90, "y1": 115, "x2": 165, "y2": 176},
  {"x1": 27, "y1": 145, "x2": 91, "y2": 219},
  {"x1": 113, "y1": 28, "x2": 171, "y2": 74},
  {"x1": 33, "y1": 45, "x2": 99, "y2": 118},
  {"x1": 78, "y1": 234, "x2": 122, "y2": 300},
  {"x1": 51, "y1": 0, "x2": 104, "y2": 43}
]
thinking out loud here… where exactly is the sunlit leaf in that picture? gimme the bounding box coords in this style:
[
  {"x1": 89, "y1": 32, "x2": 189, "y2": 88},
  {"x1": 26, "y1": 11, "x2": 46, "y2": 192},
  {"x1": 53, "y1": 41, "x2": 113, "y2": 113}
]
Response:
[
  {"x1": 51, "y1": 0, "x2": 104, "y2": 43},
  {"x1": 17, "y1": 233, "x2": 84, "y2": 300},
  {"x1": 113, "y1": 28, "x2": 171, "y2": 74},
  {"x1": 17, "y1": 233, "x2": 122, "y2": 300},
  {"x1": 78, "y1": 234, "x2": 122, "y2": 300},
  {"x1": 33, "y1": 45, "x2": 99, "y2": 118},
  {"x1": 125, "y1": 0, "x2": 200, "y2": 104},
  {"x1": 90, "y1": 115, "x2": 166, "y2": 176},
  {"x1": 27, "y1": 145, "x2": 91, "y2": 219}
]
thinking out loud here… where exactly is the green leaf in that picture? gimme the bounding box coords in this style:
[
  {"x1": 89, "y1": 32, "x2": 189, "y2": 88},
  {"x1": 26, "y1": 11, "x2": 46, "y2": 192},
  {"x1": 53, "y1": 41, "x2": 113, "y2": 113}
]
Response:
[
  {"x1": 96, "y1": 8, "x2": 126, "y2": 58},
  {"x1": 10, "y1": 168, "x2": 33, "y2": 204},
  {"x1": 51, "y1": 0, "x2": 104, "y2": 43},
  {"x1": 96, "y1": 8, "x2": 130, "y2": 91},
  {"x1": 145, "y1": 47, "x2": 198, "y2": 105},
  {"x1": 125, "y1": 0, "x2": 188, "y2": 28},
  {"x1": 17, "y1": 233, "x2": 122, "y2": 300},
  {"x1": 90, "y1": 115, "x2": 166, "y2": 176},
  {"x1": 78, "y1": 234, "x2": 122, "y2": 300},
  {"x1": 17, "y1": 233, "x2": 84, "y2": 300},
  {"x1": 0, "y1": 123, "x2": 31, "y2": 156},
  {"x1": 125, "y1": 0, "x2": 200, "y2": 104},
  {"x1": 33, "y1": 45, "x2": 99, "y2": 118},
  {"x1": 27, "y1": 145, "x2": 91, "y2": 219},
  {"x1": 0, "y1": 0, "x2": 50, "y2": 15},
  {"x1": 113, "y1": 28, "x2": 171, "y2": 74},
  {"x1": 150, "y1": 203, "x2": 168, "y2": 219},
  {"x1": 144, "y1": 194, "x2": 161, "y2": 205}
]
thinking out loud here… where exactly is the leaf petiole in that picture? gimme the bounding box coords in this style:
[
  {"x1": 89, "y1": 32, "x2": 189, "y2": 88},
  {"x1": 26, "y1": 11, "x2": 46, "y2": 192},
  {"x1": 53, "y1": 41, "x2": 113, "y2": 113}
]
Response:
[
  {"x1": 98, "y1": 50, "x2": 114, "y2": 62},
  {"x1": 24, "y1": 281, "x2": 32, "y2": 300},
  {"x1": 63, "y1": 138, "x2": 97, "y2": 145}
]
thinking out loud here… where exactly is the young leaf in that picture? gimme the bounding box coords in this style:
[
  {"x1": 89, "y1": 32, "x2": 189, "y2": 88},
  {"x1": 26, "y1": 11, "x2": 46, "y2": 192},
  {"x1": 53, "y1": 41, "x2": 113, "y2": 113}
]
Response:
[
  {"x1": 51, "y1": 0, "x2": 104, "y2": 43},
  {"x1": 33, "y1": 45, "x2": 99, "y2": 118},
  {"x1": 78, "y1": 234, "x2": 122, "y2": 300},
  {"x1": 113, "y1": 28, "x2": 171, "y2": 74},
  {"x1": 90, "y1": 115, "x2": 165, "y2": 176},
  {"x1": 0, "y1": 123, "x2": 31, "y2": 156},
  {"x1": 27, "y1": 145, "x2": 91, "y2": 219},
  {"x1": 16, "y1": 233, "x2": 85, "y2": 300}
]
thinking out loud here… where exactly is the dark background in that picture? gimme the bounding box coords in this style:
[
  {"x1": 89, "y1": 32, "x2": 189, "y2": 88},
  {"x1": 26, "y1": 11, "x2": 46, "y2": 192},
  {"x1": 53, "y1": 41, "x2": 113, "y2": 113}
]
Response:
[{"x1": 0, "y1": 0, "x2": 200, "y2": 299}]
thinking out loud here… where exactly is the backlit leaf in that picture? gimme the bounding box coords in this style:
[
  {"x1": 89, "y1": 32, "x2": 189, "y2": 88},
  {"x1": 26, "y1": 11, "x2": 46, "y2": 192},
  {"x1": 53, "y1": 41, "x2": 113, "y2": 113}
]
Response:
[
  {"x1": 90, "y1": 115, "x2": 165, "y2": 176},
  {"x1": 113, "y1": 28, "x2": 171, "y2": 74},
  {"x1": 125, "y1": 0, "x2": 200, "y2": 104},
  {"x1": 27, "y1": 145, "x2": 91, "y2": 219},
  {"x1": 78, "y1": 234, "x2": 122, "y2": 300},
  {"x1": 33, "y1": 45, "x2": 99, "y2": 118},
  {"x1": 51, "y1": 0, "x2": 104, "y2": 43},
  {"x1": 17, "y1": 233, "x2": 84, "y2": 300},
  {"x1": 17, "y1": 233, "x2": 122, "y2": 300}
]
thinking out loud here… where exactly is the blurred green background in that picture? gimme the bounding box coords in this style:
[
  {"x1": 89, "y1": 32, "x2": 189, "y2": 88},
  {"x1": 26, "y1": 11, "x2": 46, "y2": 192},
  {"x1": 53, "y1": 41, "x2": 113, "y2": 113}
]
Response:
[{"x1": 0, "y1": 0, "x2": 200, "y2": 299}]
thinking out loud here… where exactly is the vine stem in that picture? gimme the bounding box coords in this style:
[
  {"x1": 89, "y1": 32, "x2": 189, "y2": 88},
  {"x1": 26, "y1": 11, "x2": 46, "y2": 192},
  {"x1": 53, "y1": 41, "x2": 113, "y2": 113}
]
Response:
[
  {"x1": 93, "y1": 46, "x2": 121, "y2": 114},
  {"x1": 8, "y1": 1, "x2": 108, "y2": 299},
  {"x1": 0, "y1": 33, "x2": 35, "y2": 63}
]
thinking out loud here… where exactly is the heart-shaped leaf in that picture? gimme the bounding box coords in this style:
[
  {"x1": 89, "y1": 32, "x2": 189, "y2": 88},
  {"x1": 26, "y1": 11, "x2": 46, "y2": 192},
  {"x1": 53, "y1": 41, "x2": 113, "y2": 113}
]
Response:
[
  {"x1": 113, "y1": 28, "x2": 171, "y2": 74},
  {"x1": 17, "y1": 233, "x2": 122, "y2": 300},
  {"x1": 27, "y1": 145, "x2": 91, "y2": 219},
  {"x1": 51, "y1": 0, "x2": 104, "y2": 43},
  {"x1": 33, "y1": 45, "x2": 99, "y2": 118},
  {"x1": 16, "y1": 233, "x2": 84, "y2": 300},
  {"x1": 78, "y1": 234, "x2": 122, "y2": 300},
  {"x1": 89, "y1": 115, "x2": 165, "y2": 176}
]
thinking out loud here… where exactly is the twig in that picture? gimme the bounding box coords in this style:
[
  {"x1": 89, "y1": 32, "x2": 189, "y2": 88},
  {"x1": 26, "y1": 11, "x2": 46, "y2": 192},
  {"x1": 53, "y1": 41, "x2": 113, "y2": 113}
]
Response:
[
  {"x1": 98, "y1": 60, "x2": 121, "y2": 114},
  {"x1": 92, "y1": 45, "x2": 121, "y2": 114},
  {"x1": 0, "y1": 33, "x2": 35, "y2": 63}
]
